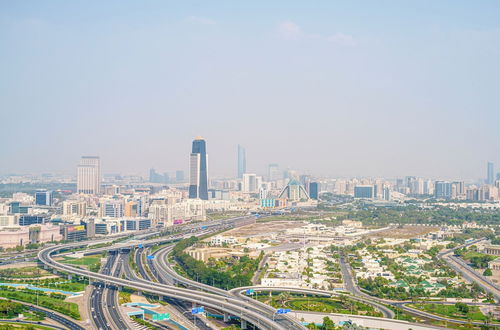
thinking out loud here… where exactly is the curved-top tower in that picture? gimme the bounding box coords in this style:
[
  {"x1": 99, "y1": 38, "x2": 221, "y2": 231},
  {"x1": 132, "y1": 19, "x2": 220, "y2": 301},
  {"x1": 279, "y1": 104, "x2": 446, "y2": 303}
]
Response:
[{"x1": 189, "y1": 137, "x2": 208, "y2": 200}]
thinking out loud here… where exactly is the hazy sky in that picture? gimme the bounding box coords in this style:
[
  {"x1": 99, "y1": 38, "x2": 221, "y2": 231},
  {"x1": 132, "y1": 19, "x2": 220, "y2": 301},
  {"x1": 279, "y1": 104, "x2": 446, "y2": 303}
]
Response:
[{"x1": 1, "y1": 1, "x2": 499, "y2": 180}]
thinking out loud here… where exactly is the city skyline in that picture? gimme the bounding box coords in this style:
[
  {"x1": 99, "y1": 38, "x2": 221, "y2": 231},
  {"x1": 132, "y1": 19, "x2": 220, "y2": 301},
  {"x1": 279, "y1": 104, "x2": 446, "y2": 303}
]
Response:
[
  {"x1": 1, "y1": 1, "x2": 499, "y2": 179},
  {"x1": 1, "y1": 148, "x2": 499, "y2": 183}
]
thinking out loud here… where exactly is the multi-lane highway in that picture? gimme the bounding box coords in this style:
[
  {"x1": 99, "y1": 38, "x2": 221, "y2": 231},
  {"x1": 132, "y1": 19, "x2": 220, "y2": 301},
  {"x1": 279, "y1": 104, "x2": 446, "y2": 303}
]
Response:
[
  {"x1": 89, "y1": 251, "x2": 117, "y2": 330},
  {"x1": 130, "y1": 246, "x2": 209, "y2": 330},
  {"x1": 105, "y1": 253, "x2": 130, "y2": 330}
]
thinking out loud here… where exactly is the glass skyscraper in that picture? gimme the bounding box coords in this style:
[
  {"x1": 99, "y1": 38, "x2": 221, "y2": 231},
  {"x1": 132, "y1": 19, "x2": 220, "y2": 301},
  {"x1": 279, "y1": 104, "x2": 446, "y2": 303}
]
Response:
[
  {"x1": 487, "y1": 162, "x2": 494, "y2": 184},
  {"x1": 237, "y1": 145, "x2": 246, "y2": 179},
  {"x1": 189, "y1": 137, "x2": 208, "y2": 200},
  {"x1": 309, "y1": 182, "x2": 319, "y2": 199}
]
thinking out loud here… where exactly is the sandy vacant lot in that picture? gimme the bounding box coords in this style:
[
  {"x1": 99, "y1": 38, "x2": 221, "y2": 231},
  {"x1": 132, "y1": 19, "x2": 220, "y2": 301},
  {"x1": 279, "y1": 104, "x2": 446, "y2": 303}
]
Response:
[
  {"x1": 367, "y1": 225, "x2": 439, "y2": 239},
  {"x1": 223, "y1": 221, "x2": 305, "y2": 238},
  {"x1": 0, "y1": 262, "x2": 38, "y2": 270}
]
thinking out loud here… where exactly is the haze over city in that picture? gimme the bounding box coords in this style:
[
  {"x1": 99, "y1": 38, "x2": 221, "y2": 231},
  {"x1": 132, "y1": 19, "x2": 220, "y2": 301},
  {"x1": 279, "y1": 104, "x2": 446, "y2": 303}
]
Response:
[{"x1": 1, "y1": 1, "x2": 499, "y2": 179}]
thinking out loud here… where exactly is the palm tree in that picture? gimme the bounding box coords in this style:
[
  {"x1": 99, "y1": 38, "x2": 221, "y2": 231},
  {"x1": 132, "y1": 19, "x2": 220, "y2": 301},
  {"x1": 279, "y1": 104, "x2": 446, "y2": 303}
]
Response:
[{"x1": 278, "y1": 291, "x2": 290, "y2": 307}]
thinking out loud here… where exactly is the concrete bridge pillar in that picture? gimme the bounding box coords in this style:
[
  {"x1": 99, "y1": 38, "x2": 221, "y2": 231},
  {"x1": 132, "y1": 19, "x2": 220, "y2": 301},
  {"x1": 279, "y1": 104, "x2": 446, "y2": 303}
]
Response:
[
  {"x1": 223, "y1": 312, "x2": 229, "y2": 323},
  {"x1": 241, "y1": 319, "x2": 247, "y2": 330}
]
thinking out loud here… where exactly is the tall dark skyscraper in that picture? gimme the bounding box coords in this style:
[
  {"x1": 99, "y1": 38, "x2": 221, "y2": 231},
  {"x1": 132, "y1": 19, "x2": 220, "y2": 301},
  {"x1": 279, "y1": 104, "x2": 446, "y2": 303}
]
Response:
[
  {"x1": 189, "y1": 137, "x2": 208, "y2": 200},
  {"x1": 309, "y1": 182, "x2": 320, "y2": 200},
  {"x1": 237, "y1": 145, "x2": 246, "y2": 179},
  {"x1": 487, "y1": 162, "x2": 494, "y2": 184}
]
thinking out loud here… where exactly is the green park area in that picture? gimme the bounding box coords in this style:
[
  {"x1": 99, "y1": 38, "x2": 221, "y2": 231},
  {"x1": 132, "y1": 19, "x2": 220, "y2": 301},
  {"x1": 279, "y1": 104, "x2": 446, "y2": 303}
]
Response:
[
  {"x1": 454, "y1": 249, "x2": 496, "y2": 269},
  {"x1": 410, "y1": 303, "x2": 499, "y2": 323},
  {"x1": 0, "y1": 267, "x2": 49, "y2": 280},
  {"x1": 256, "y1": 292, "x2": 382, "y2": 317},
  {"x1": 0, "y1": 265, "x2": 86, "y2": 293},
  {"x1": 173, "y1": 237, "x2": 262, "y2": 290},
  {"x1": 0, "y1": 287, "x2": 80, "y2": 320},
  {"x1": 0, "y1": 299, "x2": 46, "y2": 322}
]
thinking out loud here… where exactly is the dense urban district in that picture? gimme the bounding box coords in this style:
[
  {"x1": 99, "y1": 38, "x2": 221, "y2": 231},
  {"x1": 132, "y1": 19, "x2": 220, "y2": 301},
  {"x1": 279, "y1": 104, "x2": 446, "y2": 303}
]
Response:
[{"x1": 0, "y1": 139, "x2": 499, "y2": 330}]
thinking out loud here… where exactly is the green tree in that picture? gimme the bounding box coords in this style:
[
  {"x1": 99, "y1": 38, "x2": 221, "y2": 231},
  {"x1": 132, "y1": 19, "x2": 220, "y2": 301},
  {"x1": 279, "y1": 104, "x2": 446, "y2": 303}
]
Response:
[
  {"x1": 278, "y1": 291, "x2": 290, "y2": 307},
  {"x1": 455, "y1": 302, "x2": 469, "y2": 314},
  {"x1": 322, "y1": 316, "x2": 335, "y2": 329}
]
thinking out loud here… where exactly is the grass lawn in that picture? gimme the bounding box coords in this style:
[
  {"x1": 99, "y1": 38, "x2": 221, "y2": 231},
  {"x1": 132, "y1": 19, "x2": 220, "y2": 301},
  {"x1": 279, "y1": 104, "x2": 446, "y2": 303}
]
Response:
[
  {"x1": 411, "y1": 303, "x2": 494, "y2": 322},
  {"x1": 461, "y1": 251, "x2": 495, "y2": 261},
  {"x1": 0, "y1": 322, "x2": 54, "y2": 330},
  {"x1": 206, "y1": 211, "x2": 246, "y2": 221},
  {"x1": 0, "y1": 289, "x2": 81, "y2": 320},
  {"x1": 118, "y1": 291, "x2": 131, "y2": 304},
  {"x1": 61, "y1": 256, "x2": 101, "y2": 266},
  {"x1": 60, "y1": 255, "x2": 102, "y2": 272}
]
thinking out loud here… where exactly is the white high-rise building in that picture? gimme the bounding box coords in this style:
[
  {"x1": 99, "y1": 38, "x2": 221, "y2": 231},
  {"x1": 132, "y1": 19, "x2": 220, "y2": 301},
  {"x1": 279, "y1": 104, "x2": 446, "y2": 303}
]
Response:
[
  {"x1": 62, "y1": 201, "x2": 87, "y2": 216},
  {"x1": 99, "y1": 199, "x2": 124, "y2": 218},
  {"x1": 77, "y1": 156, "x2": 101, "y2": 195},
  {"x1": 242, "y1": 173, "x2": 258, "y2": 193}
]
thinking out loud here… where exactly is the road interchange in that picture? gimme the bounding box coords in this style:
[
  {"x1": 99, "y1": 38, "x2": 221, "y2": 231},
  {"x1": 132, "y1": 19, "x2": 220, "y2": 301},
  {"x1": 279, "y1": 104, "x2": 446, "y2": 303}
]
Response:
[{"x1": 39, "y1": 218, "x2": 302, "y2": 330}]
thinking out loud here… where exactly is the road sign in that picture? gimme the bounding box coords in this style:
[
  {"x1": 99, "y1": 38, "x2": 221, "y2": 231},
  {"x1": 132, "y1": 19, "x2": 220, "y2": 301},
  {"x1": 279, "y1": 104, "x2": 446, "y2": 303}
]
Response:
[
  {"x1": 246, "y1": 289, "x2": 254, "y2": 295},
  {"x1": 277, "y1": 308, "x2": 291, "y2": 314},
  {"x1": 191, "y1": 306, "x2": 205, "y2": 314},
  {"x1": 147, "y1": 255, "x2": 155, "y2": 260},
  {"x1": 138, "y1": 244, "x2": 143, "y2": 249}
]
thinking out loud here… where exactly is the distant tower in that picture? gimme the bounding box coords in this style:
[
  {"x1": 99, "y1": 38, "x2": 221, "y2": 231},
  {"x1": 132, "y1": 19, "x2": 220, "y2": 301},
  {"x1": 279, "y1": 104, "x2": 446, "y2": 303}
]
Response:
[
  {"x1": 309, "y1": 182, "x2": 320, "y2": 200},
  {"x1": 176, "y1": 170, "x2": 185, "y2": 182},
  {"x1": 487, "y1": 162, "x2": 494, "y2": 184},
  {"x1": 237, "y1": 145, "x2": 246, "y2": 179},
  {"x1": 268, "y1": 163, "x2": 280, "y2": 181},
  {"x1": 149, "y1": 168, "x2": 158, "y2": 183},
  {"x1": 77, "y1": 156, "x2": 101, "y2": 195},
  {"x1": 189, "y1": 137, "x2": 208, "y2": 200}
]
